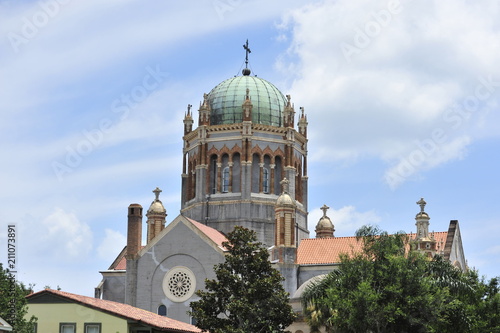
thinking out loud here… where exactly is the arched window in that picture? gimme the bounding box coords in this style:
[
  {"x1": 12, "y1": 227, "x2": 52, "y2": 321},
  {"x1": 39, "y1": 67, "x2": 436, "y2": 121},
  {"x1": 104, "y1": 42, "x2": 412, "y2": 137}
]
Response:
[
  {"x1": 263, "y1": 154, "x2": 271, "y2": 194},
  {"x1": 251, "y1": 154, "x2": 260, "y2": 193},
  {"x1": 232, "y1": 153, "x2": 241, "y2": 192},
  {"x1": 158, "y1": 304, "x2": 167, "y2": 316},
  {"x1": 209, "y1": 155, "x2": 218, "y2": 194},
  {"x1": 274, "y1": 156, "x2": 282, "y2": 194},
  {"x1": 222, "y1": 167, "x2": 230, "y2": 192},
  {"x1": 263, "y1": 167, "x2": 270, "y2": 193}
]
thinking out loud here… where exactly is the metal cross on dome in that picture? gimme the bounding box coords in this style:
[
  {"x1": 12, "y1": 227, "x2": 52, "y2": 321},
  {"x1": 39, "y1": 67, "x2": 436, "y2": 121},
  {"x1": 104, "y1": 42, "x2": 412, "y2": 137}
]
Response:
[{"x1": 243, "y1": 39, "x2": 251, "y2": 68}]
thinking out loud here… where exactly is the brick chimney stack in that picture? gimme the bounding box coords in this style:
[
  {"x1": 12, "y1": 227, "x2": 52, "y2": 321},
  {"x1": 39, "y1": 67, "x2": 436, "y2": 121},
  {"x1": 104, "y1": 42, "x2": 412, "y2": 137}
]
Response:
[{"x1": 126, "y1": 203, "x2": 143, "y2": 259}]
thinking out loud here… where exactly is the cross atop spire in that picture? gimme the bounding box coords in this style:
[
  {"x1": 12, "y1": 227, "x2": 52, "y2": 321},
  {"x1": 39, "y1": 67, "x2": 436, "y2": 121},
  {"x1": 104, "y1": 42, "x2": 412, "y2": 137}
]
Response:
[
  {"x1": 242, "y1": 39, "x2": 252, "y2": 76},
  {"x1": 153, "y1": 187, "x2": 162, "y2": 201},
  {"x1": 320, "y1": 204, "x2": 330, "y2": 217},
  {"x1": 243, "y1": 39, "x2": 251, "y2": 68},
  {"x1": 417, "y1": 198, "x2": 426, "y2": 213}
]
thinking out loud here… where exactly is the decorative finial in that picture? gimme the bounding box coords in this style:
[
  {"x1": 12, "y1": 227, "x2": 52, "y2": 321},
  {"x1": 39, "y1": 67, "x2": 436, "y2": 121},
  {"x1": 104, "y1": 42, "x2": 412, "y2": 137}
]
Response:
[
  {"x1": 320, "y1": 204, "x2": 329, "y2": 217},
  {"x1": 187, "y1": 104, "x2": 192, "y2": 115},
  {"x1": 300, "y1": 106, "x2": 305, "y2": 116},
  {"x1": 242, "y1": 39, "x2": 252, "y2": 76},
  {"x1": 153, "y1": 187, "x2": 162, "y2": 200},
  {"x1": 286, "y1": 94, "x2": 291, "y2": 106},
  {"x1": 280, "y1": 178, "x2": 289, "y2": 193},
  {"x1": 416, "y1": 198, "x2": 426, "y2": 213}
]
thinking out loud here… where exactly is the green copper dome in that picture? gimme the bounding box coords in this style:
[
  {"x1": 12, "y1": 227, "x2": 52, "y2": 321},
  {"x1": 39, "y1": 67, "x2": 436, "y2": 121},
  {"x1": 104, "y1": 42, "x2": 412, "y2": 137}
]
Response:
[{"x1": 208, "y1": 75, "x2": 286, "y2": 127}]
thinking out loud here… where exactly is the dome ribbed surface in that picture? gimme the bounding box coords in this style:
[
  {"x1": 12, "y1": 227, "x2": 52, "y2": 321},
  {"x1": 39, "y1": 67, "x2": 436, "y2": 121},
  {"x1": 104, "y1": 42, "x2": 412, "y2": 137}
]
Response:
[{"x1": 208, "y1": 75, "x2": 286, "y2": 126}]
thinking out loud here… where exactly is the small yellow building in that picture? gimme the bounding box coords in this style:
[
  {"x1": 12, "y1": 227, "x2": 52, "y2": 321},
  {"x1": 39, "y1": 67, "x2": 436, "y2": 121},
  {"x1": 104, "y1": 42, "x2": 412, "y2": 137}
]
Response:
[{"x1": 26, "y1": 289, "x2": 201, "y2": 333}]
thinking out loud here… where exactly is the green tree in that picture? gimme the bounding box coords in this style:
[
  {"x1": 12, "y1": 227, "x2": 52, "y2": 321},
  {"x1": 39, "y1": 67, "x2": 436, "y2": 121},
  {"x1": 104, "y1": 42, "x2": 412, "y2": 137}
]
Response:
[
  {"x1": 190, "y1": 226, "x2": 296, "y2": 333},
  {"x1": 0, "y1": 263, "x2": 37, "y2": 332},
  {"x1": 302, "y1": 225, "x2": 500, "y2": 333}
]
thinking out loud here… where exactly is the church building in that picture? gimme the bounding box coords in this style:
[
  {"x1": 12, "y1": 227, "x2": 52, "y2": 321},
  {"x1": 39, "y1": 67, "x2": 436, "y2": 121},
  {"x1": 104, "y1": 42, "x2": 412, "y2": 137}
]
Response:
[{"x1": 96, "y1": 46, "x2": 467, "y2": 331}]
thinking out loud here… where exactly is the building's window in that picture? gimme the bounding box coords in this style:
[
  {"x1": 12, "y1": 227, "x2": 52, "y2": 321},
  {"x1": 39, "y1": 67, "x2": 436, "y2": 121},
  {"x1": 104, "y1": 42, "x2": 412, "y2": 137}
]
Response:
[
  {"x1": 232, "y1": 153, "x2": 241, "y2": 192},
  {"x1": 222, "y1": 167, "x2": 230, "y2": 192},
  {"x1": 60, "y1": 323, "x2": 76, "y2": 333},
  {"x1": 33, "y1": 323, "x2": 37, "y2": 333},
  {"x1": 263, "y1": 167, "x2": 270, "y2": 193},
  {"x1": 274, "y1": 156, "x2": 282, "y2": 194},
  {"x1": 190, "y1": 309, "x2": 198, "y2": 326},
  {"x1": 251, "y1": 154, "x2": 260, "y2": 193},
  {"x1": 163, "y1": 266, "x2": 197, "y2": 302},
  {"x1": 210, "y1": 155, "x2": 217, "y2": 194},
  {"x1": 158, "y1": 304, "x2": 167, "y2": 316},
  {"x1": 84, "y1": 323, "x2": 101, "y2": 333}
]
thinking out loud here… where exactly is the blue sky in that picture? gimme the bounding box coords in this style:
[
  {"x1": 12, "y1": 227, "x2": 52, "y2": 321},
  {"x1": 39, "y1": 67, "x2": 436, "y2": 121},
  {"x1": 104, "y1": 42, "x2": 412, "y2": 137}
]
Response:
[{"x1": 1, "y1": 0, "x2": 499, "y2": 296}]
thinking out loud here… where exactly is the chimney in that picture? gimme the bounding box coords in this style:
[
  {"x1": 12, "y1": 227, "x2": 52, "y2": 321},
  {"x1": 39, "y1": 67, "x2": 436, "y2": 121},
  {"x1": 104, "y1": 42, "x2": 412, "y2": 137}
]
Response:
[{"x1": 126, "y1": 204, "x2": 143, "y2": 259}]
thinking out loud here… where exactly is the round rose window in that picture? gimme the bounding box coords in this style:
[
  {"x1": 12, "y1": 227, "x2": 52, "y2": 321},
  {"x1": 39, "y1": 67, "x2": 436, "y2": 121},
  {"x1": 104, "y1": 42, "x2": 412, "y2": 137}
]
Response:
[{"x1": 163, "y1": 266, "x2": 196, "y2": 302}]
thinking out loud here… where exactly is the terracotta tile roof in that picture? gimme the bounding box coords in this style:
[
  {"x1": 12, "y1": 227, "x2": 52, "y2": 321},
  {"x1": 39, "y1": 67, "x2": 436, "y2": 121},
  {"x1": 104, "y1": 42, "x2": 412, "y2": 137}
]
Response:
[
  {"x1": 297, "y1": 231, "x2": 449, "y2": 265},
  {"x1": 297, "y1": 236, "x2": 364, "y2": 265},
  {"x1": 114, "y1": 256, "x2": 127, "y2": 270},
  {"x1": 27, "y1": 289, "x2": 201, "y2": 333},
  {"x1": 108, "y1": 245, "x2": 146, "y2": 271},
  {"x1": 188, "y1": 218, "x2": 228, "y2": 251}
]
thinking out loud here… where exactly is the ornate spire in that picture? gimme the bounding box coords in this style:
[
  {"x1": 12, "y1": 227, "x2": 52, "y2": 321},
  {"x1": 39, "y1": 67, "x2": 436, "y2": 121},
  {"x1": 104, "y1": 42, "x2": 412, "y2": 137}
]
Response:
[
  {"x1": 147, "y1": 187, "x2": 167, "y2": 243},
  {"x1": 202, "y1": 93, "x2": 209, "y2": 107},
  {"x1": 198, "y1": 93, "x2": 211, "y2": 125},
  {"x1": 283, "y1": 95, "x2": 295, "y2": 128},
  {"x1": 184, "y1": 104, "x2": 194, "y2": 135},
  {"x1": 316, "y1": 204, "x2": 334, "y2": 238},
  {"x1": 280, "y1": 178, "x2": 290, "y2": 194}
]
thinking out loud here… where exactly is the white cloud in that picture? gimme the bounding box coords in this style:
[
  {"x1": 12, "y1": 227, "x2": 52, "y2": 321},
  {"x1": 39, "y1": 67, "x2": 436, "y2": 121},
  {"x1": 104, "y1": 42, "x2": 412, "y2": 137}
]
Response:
[
  {"x1": 29, "y1": 208, "x2": 94, "y2": 261},
  {"x1": 309, "y1": 205, "x2": 381, "y2": 237},
  {"x1": 278, "y1": 0, "x2": 500, "y2": 187},
  {"x1": 97, "y1": 229, "x2": 126, "y2": 262},
  {"x1": 384, "y1": 135, "x2": 471, "y2": 189}
]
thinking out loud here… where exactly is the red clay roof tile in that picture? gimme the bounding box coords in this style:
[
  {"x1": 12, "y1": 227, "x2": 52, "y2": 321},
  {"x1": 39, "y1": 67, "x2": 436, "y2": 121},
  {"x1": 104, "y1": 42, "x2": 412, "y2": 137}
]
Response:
[
  {"x1": 188, "y1": 218, "x2": 228, "y2": 251},
  {"x1": 297, "y1": 231, "x2": 449, "y2": 265}
]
